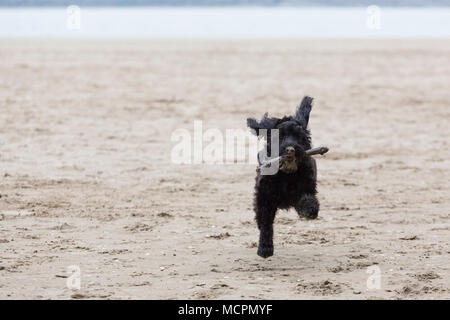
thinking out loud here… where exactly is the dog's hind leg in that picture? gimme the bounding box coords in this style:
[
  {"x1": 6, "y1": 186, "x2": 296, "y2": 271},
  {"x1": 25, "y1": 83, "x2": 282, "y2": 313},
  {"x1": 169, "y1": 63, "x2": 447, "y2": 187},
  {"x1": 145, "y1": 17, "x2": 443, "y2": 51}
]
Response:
[{"x1": 295, "y1": 194, "x2": 319, "y2": 219}]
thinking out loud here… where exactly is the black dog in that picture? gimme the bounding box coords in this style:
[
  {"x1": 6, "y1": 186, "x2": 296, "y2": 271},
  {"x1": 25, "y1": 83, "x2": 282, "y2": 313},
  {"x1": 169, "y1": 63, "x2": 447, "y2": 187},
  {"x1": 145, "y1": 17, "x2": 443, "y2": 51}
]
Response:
[{"x1": 247, "y1": 96, "x2": 320, "y2": 258}]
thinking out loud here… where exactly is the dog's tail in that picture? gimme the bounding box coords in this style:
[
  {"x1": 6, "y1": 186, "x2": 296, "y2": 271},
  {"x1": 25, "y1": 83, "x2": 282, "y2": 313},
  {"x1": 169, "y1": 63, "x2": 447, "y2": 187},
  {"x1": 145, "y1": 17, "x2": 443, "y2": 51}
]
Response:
[{"x1": 295, "y1": 96, "x2": 313, "y2": 128}]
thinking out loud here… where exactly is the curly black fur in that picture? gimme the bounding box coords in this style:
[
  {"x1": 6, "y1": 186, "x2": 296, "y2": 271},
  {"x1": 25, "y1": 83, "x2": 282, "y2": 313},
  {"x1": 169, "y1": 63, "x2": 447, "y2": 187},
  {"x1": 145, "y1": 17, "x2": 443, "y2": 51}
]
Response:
[{"x1": 247, "y1": 96, "x2": 320, "y2": 258}]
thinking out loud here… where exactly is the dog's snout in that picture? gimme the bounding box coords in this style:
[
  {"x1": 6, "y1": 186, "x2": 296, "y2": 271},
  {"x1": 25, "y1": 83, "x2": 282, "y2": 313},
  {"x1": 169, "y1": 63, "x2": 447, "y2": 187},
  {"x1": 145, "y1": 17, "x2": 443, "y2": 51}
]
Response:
[{"x1": 286, "y1": 147, "x2": 295, "y2": 154}]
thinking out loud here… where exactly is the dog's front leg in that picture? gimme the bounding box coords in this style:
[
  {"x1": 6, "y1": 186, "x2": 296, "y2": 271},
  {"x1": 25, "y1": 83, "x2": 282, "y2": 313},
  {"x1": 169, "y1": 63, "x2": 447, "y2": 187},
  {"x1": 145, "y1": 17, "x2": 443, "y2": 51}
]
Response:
[{"x1": 255, "y1": 200, "x2": 277, "y2": 258}]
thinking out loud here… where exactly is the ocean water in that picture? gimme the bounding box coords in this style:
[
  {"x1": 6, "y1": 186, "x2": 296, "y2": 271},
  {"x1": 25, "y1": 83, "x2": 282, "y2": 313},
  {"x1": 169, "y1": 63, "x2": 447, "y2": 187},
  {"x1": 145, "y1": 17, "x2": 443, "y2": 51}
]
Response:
[{"x1": 0, "y1": 7, "x2": 449, "y2": 38}]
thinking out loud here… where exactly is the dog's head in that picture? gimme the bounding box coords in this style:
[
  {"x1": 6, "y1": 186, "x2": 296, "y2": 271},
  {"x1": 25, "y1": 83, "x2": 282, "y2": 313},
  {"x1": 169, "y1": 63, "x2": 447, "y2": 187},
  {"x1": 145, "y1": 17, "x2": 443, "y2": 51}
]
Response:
[{"x1": 247, "y1": 96, "x2": 313, "y2": 174}]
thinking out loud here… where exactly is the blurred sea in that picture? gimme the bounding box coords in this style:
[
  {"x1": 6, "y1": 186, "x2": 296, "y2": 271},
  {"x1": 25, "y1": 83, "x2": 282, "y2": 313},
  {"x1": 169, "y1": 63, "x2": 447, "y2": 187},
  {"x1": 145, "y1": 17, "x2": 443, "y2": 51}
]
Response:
[{"x1": 0, "y1": 7, "x2": 449, "y2": 38}]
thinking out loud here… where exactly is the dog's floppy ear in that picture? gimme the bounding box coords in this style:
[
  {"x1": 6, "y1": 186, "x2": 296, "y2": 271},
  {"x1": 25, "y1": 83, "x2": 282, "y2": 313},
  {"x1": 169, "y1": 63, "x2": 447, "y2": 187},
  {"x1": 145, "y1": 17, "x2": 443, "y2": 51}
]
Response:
[
  {"x1": 247, "y1": 112, "x2": 278, "y2": 136},
  {"x1": 295, "y1": 96, "x2": 313, "y2": 128}
]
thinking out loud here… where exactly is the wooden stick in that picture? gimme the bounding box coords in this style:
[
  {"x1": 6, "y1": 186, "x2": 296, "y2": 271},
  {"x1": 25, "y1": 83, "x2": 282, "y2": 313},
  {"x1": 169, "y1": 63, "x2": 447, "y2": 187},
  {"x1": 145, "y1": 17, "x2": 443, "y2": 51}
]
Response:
[
  {"x1": 257, "y1": 146, "x2": 329, "y2": 170},
  {"x1": 305, "y1": 146, "x2": 329, "y2": 156}
]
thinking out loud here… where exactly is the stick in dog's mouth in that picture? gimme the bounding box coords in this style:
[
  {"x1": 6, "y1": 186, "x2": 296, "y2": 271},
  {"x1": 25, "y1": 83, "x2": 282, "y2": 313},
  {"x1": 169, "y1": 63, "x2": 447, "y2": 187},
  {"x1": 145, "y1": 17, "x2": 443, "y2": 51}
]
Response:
[{"x1": 256, "y1": 146, "x2": 329, "y2": 173}]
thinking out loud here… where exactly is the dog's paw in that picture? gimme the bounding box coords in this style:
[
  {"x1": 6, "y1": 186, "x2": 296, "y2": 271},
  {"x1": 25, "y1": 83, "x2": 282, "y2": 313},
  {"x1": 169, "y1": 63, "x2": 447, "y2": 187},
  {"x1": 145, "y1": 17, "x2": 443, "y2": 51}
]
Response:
[
  {"x1": 298, "y1": 209, "x2": 318, "y2": 220},
  {"x1": 295, "y1": 194, "x2": 319, "y2": 220},
  {"x1": 257, "y1": 245, "x2": 274, "y2": 258}
]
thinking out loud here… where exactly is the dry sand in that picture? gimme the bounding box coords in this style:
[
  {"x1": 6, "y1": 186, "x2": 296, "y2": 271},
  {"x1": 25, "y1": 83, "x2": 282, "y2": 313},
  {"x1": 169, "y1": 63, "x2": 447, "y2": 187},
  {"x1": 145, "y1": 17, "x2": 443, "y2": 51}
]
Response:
[{"x1": 0, "y1": 39, "x2": 449, "y2": 299}]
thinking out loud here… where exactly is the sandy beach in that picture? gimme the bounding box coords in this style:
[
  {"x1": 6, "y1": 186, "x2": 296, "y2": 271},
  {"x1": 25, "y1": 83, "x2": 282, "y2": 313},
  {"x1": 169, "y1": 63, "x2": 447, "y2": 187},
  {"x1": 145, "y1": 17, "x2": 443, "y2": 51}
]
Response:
[{"x1": 0, "y1": 39, "x2": 449, "y2": 299}]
